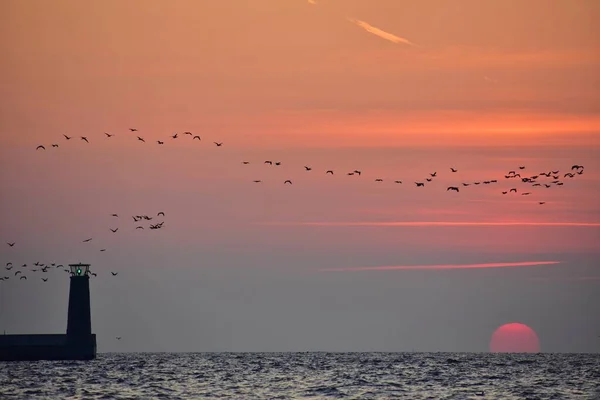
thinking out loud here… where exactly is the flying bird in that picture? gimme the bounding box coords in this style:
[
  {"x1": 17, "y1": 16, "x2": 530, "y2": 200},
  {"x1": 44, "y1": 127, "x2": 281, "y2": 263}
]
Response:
[
  {"x1": 519, "y1": 166, "x2": 525, "y2": 170},
  {"x1": 100, "y1": 249, "x2": 106, "y2": 252},
  {"x1": 157, "y1": 140, "x2": 164, "y2": 144},
  {"x1": 394, "y1": 180, "x2": 402, "y2": 184},
  {"x1": 7, "y1": 242, "x2": 15, "y2": 247},
  {"x1": 83, "y1": 238, "x2": 92, "y2": 242},
  {"x1": 20, "y1": 276, "x2": 27, "y2": 280},
  {"x1": 264, "y1": 161, "x2": 273, "y2": 165},
  {"x1": 430, "y1": 172, "x2": 437, "y2": 177},
  {"x1": 450, "y1": 168, "x2": 458, "y2": 172},
  {"x1": 63, "y1": 134, "x2": 72, "y2": 140},
  {"x1": 304, "y1": 166, "x2": 312, "y2": 171},
  {"x1": 509, "y1": 188, "x2": 517, "y2": 193},
  {"x1": 253, "y1": 180, "x2": 262, "y2": 183},
  {"x1": 242, "y1": 161, "x2": 250, "y2": 164},
  {"x1": 137, "y1": 136, "x2": 145, "y2": 142},
  {"x1": 426, "y1": 178, "x2": 432, "y2": 182},
  {"x1": 522, "y1": 192, "x2": 531, "y2": 196},
  {"x1": 105, "y1": 132, "x2": 114, "y2": 138},
  {"x1": 129, "y1": 128, "x2": 138, "y2": 132},
  {"x1": 214, "y1": 142, "x2": 223, "y2": 147},
  {"x1": 36, "y1": 145, "x2": 45, "y2": 150},
  {"x1": 157, "y1": 212, "x2": 165, "y2": 217},
  {"x1": 447, "y1": 186, "x2": 459, "y2": 192},
  {"x1": 42, "y1": 278, "x2": 48, "y2": 282},
  {"x1": 110, "y1": 228, "x2": 118, "y2": 233},
  {"x1": 375, "y1": 178, "x2": 383, "y2": 182},
  {"x1": 415, "y1": 182, "x2": 425, "y2": 187},
  {"x1": 111, "y1": 272, "x2": 118, "y2": 276},
  {"x1": 111, "y1": 214, "x2": 118, "y2": 217},
  {"x1": 81, "y1": 137, "x2": 89, "y2": 143},
  {"x1": 184, "y1": 131, "x2": 192, "y2": 135},
  {"x1": 326, "y1": 170, "x2": 334, "y2": 175},
  {"x1": 51, "y1": 144, "x2": 59, "y2": 148},
  {"x1": 539, "y1": 202, "x2": 546, "y2": 205},
  {"x1": 284, "y1": 180, "x2": 292, "y2": 184},
  {"x1": 171, "y1": 133, "x2": 178, "y2": 139}
]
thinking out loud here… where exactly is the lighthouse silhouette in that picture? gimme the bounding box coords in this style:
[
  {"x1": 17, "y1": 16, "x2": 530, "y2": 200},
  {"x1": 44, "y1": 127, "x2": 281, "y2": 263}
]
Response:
[{"x1": 0, "y1": 263, "x2": 97, "y2": 361}]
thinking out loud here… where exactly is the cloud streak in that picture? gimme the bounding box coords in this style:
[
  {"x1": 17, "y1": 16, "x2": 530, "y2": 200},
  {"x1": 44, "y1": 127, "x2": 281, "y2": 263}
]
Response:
[
  {"x1": 348, "y1": 18, "x2": 418, "y2": 47},
  {"x1": 321, "y1": 261, "x2": 561, "y2": 272},
  {"x1": 262, "y1": 221, "x2": 600, "y2": 227}
]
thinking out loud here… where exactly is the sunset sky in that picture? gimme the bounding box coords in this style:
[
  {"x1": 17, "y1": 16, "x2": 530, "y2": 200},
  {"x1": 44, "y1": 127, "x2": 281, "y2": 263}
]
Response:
[{"x1": 0, "y1": 0, "x2": 599, "y2": 353}]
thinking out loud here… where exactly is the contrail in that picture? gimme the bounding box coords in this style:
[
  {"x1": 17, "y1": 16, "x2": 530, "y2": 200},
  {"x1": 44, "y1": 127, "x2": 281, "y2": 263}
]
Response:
[
  {"x1": 348, "y1": 18, "x2": 417, "y2": 47},
  {"x1": 320, "y1": 261, "x2": 561, "y2": 272}
]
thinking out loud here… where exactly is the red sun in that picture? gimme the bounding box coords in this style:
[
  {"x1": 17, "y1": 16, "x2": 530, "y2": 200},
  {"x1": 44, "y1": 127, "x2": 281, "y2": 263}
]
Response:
[{"x1": 490, "y1": 323, "x2": 540, "y2": 353}]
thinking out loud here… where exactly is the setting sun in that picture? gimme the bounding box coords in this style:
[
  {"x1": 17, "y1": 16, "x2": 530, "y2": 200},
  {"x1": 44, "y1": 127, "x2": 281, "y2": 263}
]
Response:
[{"x1": 490, "y1": 323, "x2": 541, "y2": 353}]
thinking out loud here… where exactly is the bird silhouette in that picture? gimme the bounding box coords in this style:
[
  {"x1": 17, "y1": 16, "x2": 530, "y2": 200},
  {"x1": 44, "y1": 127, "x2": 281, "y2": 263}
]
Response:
[
  {"x1": 353, "y1": 170, "x2": 362, "y2": 176},
  {"x1": 415, "y1": 182, "x2": 425, "y2": 187},
  {"x1": 137, "y1": 136, "x2": 145, "y2": 142},
  {"x1": 136, "y1": 226, "x2": 144, "y2": 230},
  {"x1": 253, "y1": 180, "x2": 262, "y2": 183},
  {"x1": 20, "y1": 276, "x2": 27, "y2": 280},
  {"x1": 42, "y1": 278, "x2": 48, "y2": 282},
  {"x1": 426, "y1": 178, "x2": 432, "y2": 182},
  {"x1": 63, "y1": 134, "x2": 72, "y2": 140},
  {"x1": 462, "y1": 183, "x2": 470, "y2": 186},
  {"x1": 275, "y1": 162, "x2": 281, "y2": 166},
  {"x1": 81, "y1": 137, "x2": 89, "y2": 143},
  {"x1": 375, "y1": 178, "x2": 383, "y2": 182},
  {"x1": 430, "y1": 172, "x2": 437, "y2": 177},
  {"x1": 450, "y1": 168, "x2": 458, "y2": 172},
  {"x1": 111, "y1": 272, "x2": 118, "y2": 276},
  {"x1": 522, "y1": 192, "x2": 531, "y2": 196},
  {"x1": 326, "y1": 170, "x2": 334, "y2": 175},
  {"x1": 83, "y1": 238, "x2": 92, "y2": 242},
  {"x1": 110, "y1": 228, "x2": 118, "y2": 233},
  {"x1": 157, "y1": 140, "x2": 164, "y2": 144},
  {"x1": 214, "y1": 142, "x2": 223, "y2": 147},
  {"x1": 284, "y1": 180, "x2": 292, "y2": 184},
  {"x1": 501, "y1": 191, "x2": 508, "y2": 194},
  {"x1": 7, "y1": 242, "x2": 15, "y2": 247},
  {"x1": 157, "y1": 212, "x2": 165, "y2": 217},
  {"x1": 112, "y1": 213, "x2": 118, "y2": 217},
  {"x1": 105, "y1": 132, "x2": 114, "y2": 138},
  {"x1": 571, "y1": 165, "x2": 583, "y2": 170},
  {"x1": 51, "y1": 144, "x2": 59, "y2": 148},
  {"x1": 539, "y1": 202, "x2": 546, "y2": 205},
  {"x1": 447, "y1": 186, "x2": 459, "y2": 192},
  {"x1": 100, "y1": 249, "x2": 106, "y2": 252},
  {"x1": 264, "y1": 161, "x2": 273, "y2": 165},
  {"x1": 394, "y1": 180, "x2": 402, "y2": 184},
  {"x1": 171, "y1": 133, "x2": 178, "y2": 139},
  {"x1": 36, "y1": 145, "x2": 45, "y2": 150},
  {"x1": 519, "y1": 166, "x2": 525, "y2": 169},
  {"x1": 116, "y1": 337, "x2": 122, "y2": 340},
  {"x1": 304, "y1": 166, "x2": 312, "y2": 171},
  {"x1": 509, "y1": 188, "x2": 517, "y2": 193},
  {"x1": 193, "y1": 136, "x2": 201, "y2": 140},
  {"x1": 184, "y1": 131, "x2": 192, "y2": 135},
  {"x1": 129, "y1": 128, "x2": 138, "y2": 132}
]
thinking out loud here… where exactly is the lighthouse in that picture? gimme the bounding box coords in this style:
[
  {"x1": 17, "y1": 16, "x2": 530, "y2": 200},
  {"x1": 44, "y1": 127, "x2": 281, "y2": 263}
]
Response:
[{"x1": 0, "y1": 263, "x2": 97, "y2": 361}]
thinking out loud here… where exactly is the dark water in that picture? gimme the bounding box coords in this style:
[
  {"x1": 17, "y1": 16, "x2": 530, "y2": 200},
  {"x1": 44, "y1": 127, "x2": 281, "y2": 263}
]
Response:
[{"x1": 1, "y1": 353, "x2": 599, "y2": 399}]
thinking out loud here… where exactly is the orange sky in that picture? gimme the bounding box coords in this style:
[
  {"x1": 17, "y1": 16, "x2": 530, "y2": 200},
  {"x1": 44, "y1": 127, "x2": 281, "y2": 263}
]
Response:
[{"x1": 0, "y1": 0, "x2": 599, "y2": 352}]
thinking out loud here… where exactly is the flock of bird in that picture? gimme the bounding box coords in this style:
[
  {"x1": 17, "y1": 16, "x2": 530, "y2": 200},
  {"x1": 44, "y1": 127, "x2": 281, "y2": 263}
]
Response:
[
  {"x1": 1, "y1": 210, "x2": 167, "y2": 283},
  {"x1": 2, "y1": 127, "x2": 588, "y2": 284},
  {"x1": 33, "y1": 128, "x2": 585, "y2": 194}
]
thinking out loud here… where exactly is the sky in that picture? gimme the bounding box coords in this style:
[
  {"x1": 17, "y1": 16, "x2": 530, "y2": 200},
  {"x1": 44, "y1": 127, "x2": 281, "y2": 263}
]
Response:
[{"x1": 0, "y1": 0, "x2": 599, "y2": 353}]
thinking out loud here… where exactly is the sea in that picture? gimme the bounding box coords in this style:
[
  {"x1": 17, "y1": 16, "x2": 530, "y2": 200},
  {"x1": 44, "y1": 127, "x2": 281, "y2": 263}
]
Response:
[{"x1": 1, "y1": 352, "x2": 599, "y2": 399}]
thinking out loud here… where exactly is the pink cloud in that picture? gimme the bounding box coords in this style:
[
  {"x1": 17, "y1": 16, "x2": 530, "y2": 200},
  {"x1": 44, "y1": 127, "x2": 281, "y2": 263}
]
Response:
[
  {"x1": 320, "y1": 261, "x2": 561, "y2": 272},
  {"x1": 262, "y1": 221, "x2": 600, "y2": 227}
]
